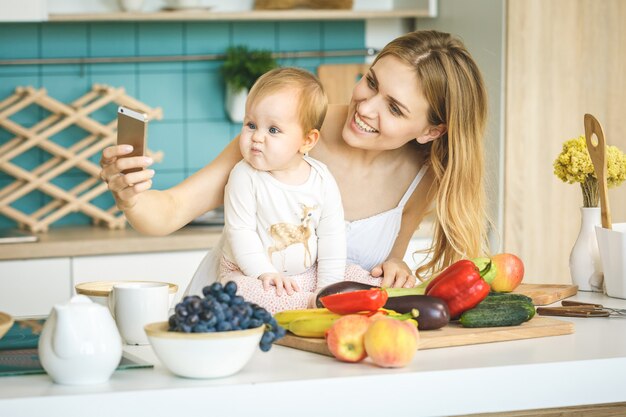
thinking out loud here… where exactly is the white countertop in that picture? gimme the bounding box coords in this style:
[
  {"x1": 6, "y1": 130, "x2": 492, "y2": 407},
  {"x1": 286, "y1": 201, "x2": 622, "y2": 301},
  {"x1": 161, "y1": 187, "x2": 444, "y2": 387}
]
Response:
[{"x1": 1, "y1": 292, "x2": 626, "y2": 417}]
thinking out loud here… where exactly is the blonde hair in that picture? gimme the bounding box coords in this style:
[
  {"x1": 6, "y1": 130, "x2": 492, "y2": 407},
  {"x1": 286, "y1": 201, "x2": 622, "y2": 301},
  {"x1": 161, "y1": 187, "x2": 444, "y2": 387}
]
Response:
[
  {"x1": 373, "y1": 30, "x2": 490, "y2": 279},
  {"x1": 247, "y1": 67, "x2": 328, "y2": 133}
]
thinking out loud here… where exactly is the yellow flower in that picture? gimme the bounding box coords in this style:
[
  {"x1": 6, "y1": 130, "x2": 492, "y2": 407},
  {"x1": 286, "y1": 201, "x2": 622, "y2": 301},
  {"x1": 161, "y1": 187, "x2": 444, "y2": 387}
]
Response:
[
  {"x1": 553, "y1": 135, "x2": 626, "y2": 207},
  {"x1": 553, "y1": 136, "x2": 626, "y2": 186}
]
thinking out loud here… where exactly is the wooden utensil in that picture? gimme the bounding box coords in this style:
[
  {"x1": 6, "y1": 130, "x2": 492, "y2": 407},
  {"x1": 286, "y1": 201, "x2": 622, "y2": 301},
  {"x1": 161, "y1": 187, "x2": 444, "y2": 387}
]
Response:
[{"x1": 584, "y1": 113, "x2": 612, "y2": 229}]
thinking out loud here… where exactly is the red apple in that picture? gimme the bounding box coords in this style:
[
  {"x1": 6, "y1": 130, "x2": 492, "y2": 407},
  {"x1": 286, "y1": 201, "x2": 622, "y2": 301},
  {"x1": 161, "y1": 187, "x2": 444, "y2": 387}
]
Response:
[
  {"x1": 363, "y1": 317, "x2": 419, "y2": 368},
  {"x1": 490, "y1": 253, "x2": 525, "y2": 292},
  {"x1": 325, "y1": 315, "x2": 371, "y2": 363}
]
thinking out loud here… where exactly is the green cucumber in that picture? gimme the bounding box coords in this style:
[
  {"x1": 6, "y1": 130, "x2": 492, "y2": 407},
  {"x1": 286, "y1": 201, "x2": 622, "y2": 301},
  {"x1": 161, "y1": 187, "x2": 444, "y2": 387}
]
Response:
[
  {"x1": 459, "y1": 304, "x2": 530, "y2": 328},
  {"x1": 478, "y1": 294, "x2": 535, "y2": 319},
  {"x1": 484, "y1": 293, "x2": 533, "y2": 303}
]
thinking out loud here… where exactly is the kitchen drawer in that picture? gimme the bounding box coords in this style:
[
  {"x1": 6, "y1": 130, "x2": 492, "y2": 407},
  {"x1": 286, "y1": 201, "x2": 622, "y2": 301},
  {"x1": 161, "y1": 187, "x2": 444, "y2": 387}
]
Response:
[
  {"x1": 72, "y1": 250, "x2": 207, "y2": 305},
  {"x1": 0, "y1": 258, "x2": 71, "y2": 317}
]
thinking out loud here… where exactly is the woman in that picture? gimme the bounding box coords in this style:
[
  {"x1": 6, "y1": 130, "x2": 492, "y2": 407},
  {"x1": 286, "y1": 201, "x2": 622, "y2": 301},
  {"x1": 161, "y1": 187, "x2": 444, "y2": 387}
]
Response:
[{"x1": 99, "y1": 30, "x2": 490, "y2": 294}]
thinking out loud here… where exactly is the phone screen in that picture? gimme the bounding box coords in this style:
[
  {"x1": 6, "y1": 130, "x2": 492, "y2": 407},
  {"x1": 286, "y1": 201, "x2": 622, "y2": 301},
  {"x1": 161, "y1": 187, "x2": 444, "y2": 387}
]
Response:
[{"x1": 117, "y1": 107, "x2": 147, "y2": 174}]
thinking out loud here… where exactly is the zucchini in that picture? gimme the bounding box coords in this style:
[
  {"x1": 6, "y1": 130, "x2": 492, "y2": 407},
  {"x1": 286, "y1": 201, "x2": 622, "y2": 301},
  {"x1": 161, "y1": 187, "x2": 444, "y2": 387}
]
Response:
[{"x1": 459, "y1": 304, "x2": 530, "y2": 328}]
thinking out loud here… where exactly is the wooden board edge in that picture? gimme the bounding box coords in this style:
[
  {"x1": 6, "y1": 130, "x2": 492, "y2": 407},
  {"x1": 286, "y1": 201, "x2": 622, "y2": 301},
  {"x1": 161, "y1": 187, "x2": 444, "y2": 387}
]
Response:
[
  {"x1": 531, "y1": 287, "x2": 579, "y2": 305},
  {"x1": 276, "y1": 335, "x2": 332, "y2": 357},
  {"x1": 418, "y1": 320, "x2": 574, "y2": 350}
]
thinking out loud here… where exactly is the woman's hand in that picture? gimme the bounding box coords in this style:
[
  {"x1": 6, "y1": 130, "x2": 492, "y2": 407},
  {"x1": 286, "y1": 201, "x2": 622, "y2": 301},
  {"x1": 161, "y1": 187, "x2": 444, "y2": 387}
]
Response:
[
  {"x1": 259, "y1": 272, "x2": 301, "y2": 296},
  {"x1": 99, "y1": 145, "x2": 154, "y2": 210},
  {"x1": 371, "y1": 258, "x2": 416, "y2": 288}
]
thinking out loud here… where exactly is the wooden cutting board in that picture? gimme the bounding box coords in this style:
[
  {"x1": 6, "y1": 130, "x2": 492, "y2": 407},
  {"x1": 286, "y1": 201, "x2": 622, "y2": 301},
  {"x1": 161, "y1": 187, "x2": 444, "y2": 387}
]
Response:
[
  {"x1": 318, "y1": 63, "x2": 370, "y2": 104},
  {"x1": 513, "y1": 283, "x2": 578, "y2": 305},
  {"x1": 276, "y1": 316, "x2": 574, "y2": 356}
]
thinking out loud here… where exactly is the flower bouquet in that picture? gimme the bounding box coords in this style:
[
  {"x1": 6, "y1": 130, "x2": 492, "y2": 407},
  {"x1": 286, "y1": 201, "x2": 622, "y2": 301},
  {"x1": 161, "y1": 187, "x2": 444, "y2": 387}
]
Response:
[{"x1": 553, "y1": 136, "x2": 626, "y2": 206}]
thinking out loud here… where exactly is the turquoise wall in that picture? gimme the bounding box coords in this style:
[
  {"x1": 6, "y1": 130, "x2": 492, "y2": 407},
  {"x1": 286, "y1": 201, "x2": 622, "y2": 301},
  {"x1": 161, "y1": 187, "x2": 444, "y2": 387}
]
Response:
[{"x1": 0, "y1": 21, "x2": 365, "y2": 228}]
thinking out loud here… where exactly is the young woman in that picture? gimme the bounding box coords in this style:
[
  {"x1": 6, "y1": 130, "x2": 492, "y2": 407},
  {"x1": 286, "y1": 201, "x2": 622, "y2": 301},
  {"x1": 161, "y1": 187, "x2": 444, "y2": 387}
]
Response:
[{"x1": 99, "y1": 30, "x2": 489, "y2": 294}]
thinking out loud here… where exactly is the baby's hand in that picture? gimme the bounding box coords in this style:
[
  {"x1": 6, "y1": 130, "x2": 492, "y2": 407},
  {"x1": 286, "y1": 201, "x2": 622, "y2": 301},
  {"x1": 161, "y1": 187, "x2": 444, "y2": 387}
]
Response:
[{"x1": 258, "y1": 273, "x2": 301, "y2": 296}]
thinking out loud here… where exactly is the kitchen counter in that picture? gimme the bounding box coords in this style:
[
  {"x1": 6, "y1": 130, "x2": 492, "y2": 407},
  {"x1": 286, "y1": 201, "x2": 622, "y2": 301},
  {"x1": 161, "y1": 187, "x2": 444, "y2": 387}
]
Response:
[
  {"x1": 1, "y1": 292, "x2": 625, "y2": 416},
  {"x1": 0, "y1": 225, "x2": 223, "y2": 260},
  {"x1": 0, "y1": 220, "x2": 435, "y2": 260}
]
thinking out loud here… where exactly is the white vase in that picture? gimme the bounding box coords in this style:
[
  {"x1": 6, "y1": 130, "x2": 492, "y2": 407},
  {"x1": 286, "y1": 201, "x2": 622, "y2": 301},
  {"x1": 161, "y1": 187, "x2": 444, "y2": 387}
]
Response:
[
  {"x1": 569, "y1": 207, "x2": 604, "y2": 292},
  {"x1": 225, "y1": 85, "x2": 247, "y2": 123}
]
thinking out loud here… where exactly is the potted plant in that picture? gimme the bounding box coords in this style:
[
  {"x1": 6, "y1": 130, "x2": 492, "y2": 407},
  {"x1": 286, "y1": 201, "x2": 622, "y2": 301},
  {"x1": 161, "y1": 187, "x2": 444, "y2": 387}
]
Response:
[{"x1": 221, "y1": 46, "x2": 277, "y2": 123}]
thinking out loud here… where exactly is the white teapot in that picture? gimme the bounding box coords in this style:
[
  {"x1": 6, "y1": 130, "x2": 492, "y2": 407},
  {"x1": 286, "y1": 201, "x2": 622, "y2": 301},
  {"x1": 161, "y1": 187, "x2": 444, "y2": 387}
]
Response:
[{"x1": 39, "y1": 295, "x2": 122, "y2": 385}]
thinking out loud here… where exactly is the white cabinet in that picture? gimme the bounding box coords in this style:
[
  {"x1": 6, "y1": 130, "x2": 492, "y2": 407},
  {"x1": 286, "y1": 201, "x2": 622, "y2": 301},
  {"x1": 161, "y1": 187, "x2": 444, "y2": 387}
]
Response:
[
  {"x1": 0, "y1": 250, "x2": 208, "y2": 317},
  {"x1": 72, "y1": 250, "x2": 207, "y2": 305},
  {"x1": 0, "y1": 258, "x2": 71, "y2": 317}
]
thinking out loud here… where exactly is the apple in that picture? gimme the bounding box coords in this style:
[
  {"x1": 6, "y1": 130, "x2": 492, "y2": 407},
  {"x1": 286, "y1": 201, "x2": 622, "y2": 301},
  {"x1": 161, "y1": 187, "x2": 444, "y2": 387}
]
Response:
[
  {"x1": 363, "y1": 317, "x2": 419, "y2": 368},
  {"x1": 472, "y1": 257, "x2": 497, "y2": 284},
  {"x1": 488, "y1": 253, "x2": 525, "y2": 292},
  {"x1": 325, "y1": 315, "x2": 371, "y2": 363}
]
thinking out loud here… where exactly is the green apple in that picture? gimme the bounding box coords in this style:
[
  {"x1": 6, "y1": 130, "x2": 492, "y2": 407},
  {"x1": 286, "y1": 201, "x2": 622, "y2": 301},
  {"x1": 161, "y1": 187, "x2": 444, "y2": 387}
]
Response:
[{"x1": 472, "y1": 257, "x2": 497, "y2": 284}]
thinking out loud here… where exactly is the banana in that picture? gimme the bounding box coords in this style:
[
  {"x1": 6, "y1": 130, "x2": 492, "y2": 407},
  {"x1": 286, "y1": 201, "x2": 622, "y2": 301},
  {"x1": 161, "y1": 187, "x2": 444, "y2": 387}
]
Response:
[
  {"x1": 288, "y1": 315, "x2": 340, "y2": 338},
  {"x1": 274, "y1": 308, "x2": 334, "y2": 327}
]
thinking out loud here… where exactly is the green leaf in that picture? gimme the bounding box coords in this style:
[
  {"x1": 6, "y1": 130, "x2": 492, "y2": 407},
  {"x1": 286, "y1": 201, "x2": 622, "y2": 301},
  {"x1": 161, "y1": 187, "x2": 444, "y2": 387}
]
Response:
[{"x1": 221, "y1": 46, "x2": 278, "y2": 92}]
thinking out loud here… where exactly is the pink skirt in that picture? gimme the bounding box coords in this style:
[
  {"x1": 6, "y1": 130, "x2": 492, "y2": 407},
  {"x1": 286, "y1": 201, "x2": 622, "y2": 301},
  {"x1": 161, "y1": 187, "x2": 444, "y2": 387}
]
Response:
[{"x1": 219, "y1": 257, "x2": 383, "y2": 314}]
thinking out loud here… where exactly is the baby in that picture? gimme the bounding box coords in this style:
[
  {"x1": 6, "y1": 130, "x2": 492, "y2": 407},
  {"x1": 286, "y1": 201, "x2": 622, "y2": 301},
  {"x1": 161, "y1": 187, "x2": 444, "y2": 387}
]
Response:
[{"x1": 219, "y1": 67, "x2": 376, "y2": 314}]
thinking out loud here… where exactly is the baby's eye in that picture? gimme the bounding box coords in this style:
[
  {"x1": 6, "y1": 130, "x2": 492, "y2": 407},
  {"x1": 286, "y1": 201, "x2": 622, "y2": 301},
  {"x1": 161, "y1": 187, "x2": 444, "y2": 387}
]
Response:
[
  {"x1": 269, "y1": 126, "x2": 280, "y2": 134},
  {"x1": 246, "y1": 122, "x2": 256, "y2": 130}
]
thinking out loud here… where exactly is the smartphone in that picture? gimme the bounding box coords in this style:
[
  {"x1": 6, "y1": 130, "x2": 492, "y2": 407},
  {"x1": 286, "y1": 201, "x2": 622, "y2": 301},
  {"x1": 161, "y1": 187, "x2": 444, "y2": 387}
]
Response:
[{"x1": 117, "y1": 106, "x2": 148, "y2": 174}]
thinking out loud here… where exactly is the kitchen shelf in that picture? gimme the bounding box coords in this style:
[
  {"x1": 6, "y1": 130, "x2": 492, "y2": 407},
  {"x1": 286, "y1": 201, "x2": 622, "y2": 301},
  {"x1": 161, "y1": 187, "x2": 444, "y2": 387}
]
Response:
[{"x1": 48, "y1": 9, "x2": 432, "y2": 22}]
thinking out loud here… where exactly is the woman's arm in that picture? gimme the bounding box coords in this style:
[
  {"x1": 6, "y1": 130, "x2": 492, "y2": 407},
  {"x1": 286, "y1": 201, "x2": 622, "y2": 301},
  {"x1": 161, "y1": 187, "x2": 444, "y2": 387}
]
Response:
[{"x1": 100, "y1": 136, "x2": 242, "y2": 236}]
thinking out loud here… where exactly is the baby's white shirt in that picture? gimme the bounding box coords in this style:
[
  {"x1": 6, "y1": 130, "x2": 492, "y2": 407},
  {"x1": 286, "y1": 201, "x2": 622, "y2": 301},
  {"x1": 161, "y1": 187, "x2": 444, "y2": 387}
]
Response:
[{"x1": 221, "y1": 156, "x2": 346, "y2": 289}]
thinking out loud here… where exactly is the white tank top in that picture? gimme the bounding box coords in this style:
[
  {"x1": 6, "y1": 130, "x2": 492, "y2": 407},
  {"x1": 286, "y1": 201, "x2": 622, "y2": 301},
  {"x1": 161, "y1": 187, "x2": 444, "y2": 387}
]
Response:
[
  {"x1": 345, "y1": 164, "x2": 429, "y2": 272},
  {"x1": 185, "y1": 164, "x2": 429, "y2": 296}
]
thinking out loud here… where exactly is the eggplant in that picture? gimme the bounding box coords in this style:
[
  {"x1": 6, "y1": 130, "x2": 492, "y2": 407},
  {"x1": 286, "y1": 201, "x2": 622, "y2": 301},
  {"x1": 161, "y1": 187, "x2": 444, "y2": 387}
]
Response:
[
  {"x1": 315, "y1": 281, "x2": 373, "y2": 307},
  {"x1": 383, "y1": 295, "x2": 450, "y2": 330}
]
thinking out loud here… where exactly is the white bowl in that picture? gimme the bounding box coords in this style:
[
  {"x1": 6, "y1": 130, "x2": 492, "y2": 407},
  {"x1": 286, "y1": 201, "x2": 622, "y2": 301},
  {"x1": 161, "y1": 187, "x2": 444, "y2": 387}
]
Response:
[
  {"x1": 144, "y1": 322, "x2": 263, "y2": 379},
  {"x1": 75, "y1": 281, "x2": 178, "y2": 308}
]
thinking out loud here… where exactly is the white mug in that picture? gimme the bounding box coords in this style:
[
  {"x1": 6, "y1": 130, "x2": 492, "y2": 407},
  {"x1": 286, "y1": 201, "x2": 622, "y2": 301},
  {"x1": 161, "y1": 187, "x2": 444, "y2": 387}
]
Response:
[{"x1": 108, "y1": 282, "x2": 169, "y2": 345}]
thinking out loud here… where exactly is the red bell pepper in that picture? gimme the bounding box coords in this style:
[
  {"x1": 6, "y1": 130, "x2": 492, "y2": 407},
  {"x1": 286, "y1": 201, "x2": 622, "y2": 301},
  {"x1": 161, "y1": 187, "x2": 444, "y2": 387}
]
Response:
[
  {"x1": 425, "y1": 259, "x2": 490, "y2": 318},
  {"x1": 320, "y1": 288, "x2": 388, "y2": 315}
]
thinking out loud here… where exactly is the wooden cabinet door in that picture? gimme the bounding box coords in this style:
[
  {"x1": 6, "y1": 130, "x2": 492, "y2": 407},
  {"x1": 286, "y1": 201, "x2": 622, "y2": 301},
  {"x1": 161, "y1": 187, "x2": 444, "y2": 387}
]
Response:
[{"x1": 505, "y1": 0, "x2": 626, "y2": 283}]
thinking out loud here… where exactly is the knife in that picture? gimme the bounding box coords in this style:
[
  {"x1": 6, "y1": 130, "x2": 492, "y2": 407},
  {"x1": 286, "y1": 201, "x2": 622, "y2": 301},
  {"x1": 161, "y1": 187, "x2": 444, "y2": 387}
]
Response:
[{"x1": 537, "y1": 306, "x2": 610, "y2": 318}]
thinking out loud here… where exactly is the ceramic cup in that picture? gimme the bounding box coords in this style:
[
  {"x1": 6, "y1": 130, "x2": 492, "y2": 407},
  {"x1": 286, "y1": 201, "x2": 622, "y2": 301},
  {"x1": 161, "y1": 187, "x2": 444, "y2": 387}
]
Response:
[
  {"x1": 596, "y1": 223, "x2": 626, "y2": 299},
  {"x1": 109, "y1": 282, "x2": 169, "y2": 345}
]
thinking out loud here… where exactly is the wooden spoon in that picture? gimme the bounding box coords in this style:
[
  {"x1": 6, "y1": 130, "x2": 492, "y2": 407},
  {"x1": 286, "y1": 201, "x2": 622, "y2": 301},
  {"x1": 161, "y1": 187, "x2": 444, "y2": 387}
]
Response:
[{"x1": 584, "y1": 114, "x2": 612, "y2": 229}]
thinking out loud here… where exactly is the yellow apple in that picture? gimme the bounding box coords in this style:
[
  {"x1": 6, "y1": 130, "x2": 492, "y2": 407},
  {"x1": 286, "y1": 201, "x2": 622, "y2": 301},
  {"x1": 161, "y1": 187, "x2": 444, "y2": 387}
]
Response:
[{"x1": 363, "y1": 317, "x2": 419, "y2": 368}]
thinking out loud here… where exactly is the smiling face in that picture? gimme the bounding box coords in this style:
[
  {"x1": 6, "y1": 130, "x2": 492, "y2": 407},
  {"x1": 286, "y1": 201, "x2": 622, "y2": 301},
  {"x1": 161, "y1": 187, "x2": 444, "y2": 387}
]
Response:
[
  {"x1": 342, "y1": 55, "x2": 443, "y2": 151},
  {"x1": 239, "y1": 87, "x2": 310, "y2": 174}
]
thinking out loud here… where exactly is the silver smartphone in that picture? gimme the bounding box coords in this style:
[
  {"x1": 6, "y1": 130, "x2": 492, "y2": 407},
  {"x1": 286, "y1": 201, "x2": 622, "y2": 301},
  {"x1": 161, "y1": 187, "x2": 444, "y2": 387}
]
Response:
[{"x1": 117, "y1": 106, "x2": 148, "y2": 174}]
